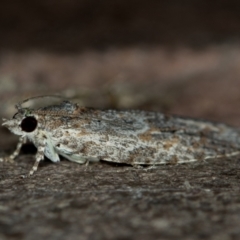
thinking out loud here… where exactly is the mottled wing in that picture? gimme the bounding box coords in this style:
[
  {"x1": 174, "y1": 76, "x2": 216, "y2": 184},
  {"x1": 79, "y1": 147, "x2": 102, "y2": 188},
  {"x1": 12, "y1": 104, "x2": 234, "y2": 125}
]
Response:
[
  {"x1": 84, "y1": 110, "x2": 240, "y2": 165},
  {"x1": 44, "y1": 104, "x2": 240, "y2": 166}
]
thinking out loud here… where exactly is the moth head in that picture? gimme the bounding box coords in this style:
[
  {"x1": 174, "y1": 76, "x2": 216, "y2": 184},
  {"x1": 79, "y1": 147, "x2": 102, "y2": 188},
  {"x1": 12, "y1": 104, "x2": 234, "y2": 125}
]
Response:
[
  {"x1": 2, "y1": 107, "x2": 38, "y2": 136},
  {"x1": 2, "y1": 95, "x2": 66, "y2": 136}
]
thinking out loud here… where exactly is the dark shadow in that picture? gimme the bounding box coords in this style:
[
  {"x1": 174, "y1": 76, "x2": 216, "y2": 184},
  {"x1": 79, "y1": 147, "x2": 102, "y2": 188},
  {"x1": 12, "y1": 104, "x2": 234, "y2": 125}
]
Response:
[{"x1": 1, "y1": 0, "x2": 240, "y2": 52}]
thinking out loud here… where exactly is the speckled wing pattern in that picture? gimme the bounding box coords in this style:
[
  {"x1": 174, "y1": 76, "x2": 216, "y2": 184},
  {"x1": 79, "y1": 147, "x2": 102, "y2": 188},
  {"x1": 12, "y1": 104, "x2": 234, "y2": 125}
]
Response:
[
  {"x1": 2, "y1": 100, "x2": 240, "y2": 175},
  {"x1": 36, "y1": 101, "x2": 240, "y2": 165}
]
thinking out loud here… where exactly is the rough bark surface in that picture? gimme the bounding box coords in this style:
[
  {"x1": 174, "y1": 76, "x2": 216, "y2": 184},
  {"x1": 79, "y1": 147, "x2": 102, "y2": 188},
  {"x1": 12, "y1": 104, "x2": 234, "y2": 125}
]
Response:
[{"x1": 1, "y1": 149, "x2": 240, "y2": 240}]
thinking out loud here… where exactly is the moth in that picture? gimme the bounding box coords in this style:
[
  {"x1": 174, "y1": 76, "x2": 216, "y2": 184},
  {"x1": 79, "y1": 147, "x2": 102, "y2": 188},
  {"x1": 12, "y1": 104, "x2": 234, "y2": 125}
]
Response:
[{"x1": 1, "y1": 95, "x2": 240, "y2": 175}]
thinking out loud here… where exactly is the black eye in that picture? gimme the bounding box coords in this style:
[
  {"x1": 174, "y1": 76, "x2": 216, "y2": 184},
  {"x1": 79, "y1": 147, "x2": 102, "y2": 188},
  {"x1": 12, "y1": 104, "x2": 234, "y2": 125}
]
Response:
[{"x1": 21, "y1": 117, "x2": 38, "y2": 132}]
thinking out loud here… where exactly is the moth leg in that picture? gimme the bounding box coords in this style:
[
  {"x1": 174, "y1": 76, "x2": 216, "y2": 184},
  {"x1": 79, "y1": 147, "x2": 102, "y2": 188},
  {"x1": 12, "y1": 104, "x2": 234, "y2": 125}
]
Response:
[
  {"x1": 84, "y1": 159, "x2": 90, "y2": 171},
  {"x1": 0, "y1": 136, "x2": 27, "y2": 163},
  {"x1": 29, "y1": 145, "x2": 45, "y2": 176},
  {"x1": 85, "y1": 159, "x2": 89, "y2": 167},
  {"x1": 62, "y1": 154, "x2": 88, "y2": 164}
]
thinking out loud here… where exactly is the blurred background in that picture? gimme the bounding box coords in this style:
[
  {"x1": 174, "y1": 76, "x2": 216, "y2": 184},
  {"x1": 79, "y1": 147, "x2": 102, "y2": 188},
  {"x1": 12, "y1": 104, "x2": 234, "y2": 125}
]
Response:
[{"x1": 1, "y1": 0, "x2": 240, "y2": 125}]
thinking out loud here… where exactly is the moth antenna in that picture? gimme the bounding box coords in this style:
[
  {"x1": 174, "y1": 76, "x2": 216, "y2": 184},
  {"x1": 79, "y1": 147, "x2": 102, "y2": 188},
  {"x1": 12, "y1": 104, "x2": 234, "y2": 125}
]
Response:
[
  {"x1": 15, "y1": 102, "x2": 22, "y2": 111},
  {"x1": 15, "y1": 95, "x2": 67, "y2": 110}
]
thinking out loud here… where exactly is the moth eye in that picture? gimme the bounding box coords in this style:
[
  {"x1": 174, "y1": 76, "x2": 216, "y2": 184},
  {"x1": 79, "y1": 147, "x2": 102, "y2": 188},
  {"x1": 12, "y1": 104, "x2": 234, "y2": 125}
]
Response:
[{"x1": 21, "y1": 117, "x2": 38, "y2": 132}]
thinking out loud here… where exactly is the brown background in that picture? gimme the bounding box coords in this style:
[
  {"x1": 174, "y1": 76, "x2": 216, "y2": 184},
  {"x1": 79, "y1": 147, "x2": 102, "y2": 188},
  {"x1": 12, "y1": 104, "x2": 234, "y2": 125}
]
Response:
[{"x1": 0, "y1": 1, "x2": 240, "y2": 239}]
